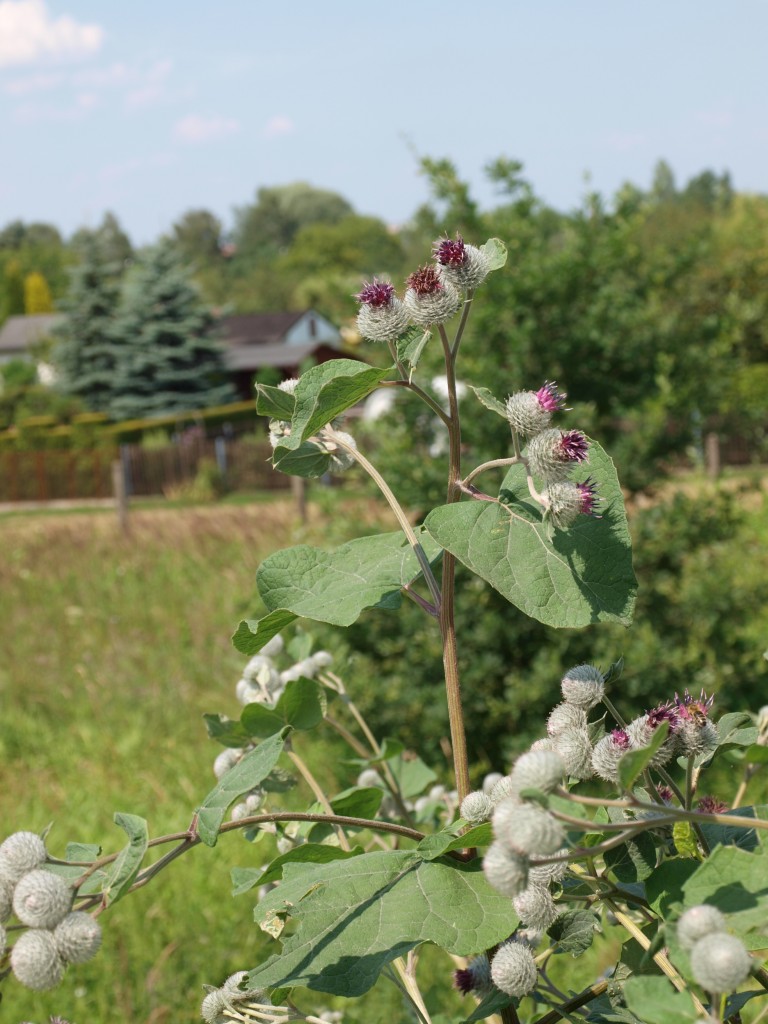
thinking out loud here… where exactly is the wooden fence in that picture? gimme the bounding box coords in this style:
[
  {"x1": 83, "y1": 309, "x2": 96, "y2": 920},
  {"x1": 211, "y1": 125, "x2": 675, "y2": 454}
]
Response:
[{"x1": 0, "y1": 438, "x2": 287, "y2": 503}]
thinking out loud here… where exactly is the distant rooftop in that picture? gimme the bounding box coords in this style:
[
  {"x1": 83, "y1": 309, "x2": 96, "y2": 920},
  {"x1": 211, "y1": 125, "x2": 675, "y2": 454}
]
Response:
[{"x1": 0, "y1": 314, "x2": 65, "y2": 356}]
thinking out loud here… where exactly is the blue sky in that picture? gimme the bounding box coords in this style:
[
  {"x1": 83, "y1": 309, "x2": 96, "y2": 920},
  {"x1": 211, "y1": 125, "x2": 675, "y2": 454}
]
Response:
[{"x1": 1, "y1": 0, "x2": 767, "y2": 244}]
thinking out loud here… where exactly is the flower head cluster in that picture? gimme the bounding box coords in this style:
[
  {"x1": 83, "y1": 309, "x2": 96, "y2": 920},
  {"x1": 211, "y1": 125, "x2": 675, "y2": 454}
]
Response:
[
  {"x1": 0, "y1": 832, "x2": 102, "y2": 992},
  {"x1": 505, "y1": 379, "x2": 598, "y2": 530},
  {"x1": 677, "y1": 905, "x2": 752, "y2": 993},
  {"x1": 268, "y1": 380, "x2": 358, "y2": 475}
]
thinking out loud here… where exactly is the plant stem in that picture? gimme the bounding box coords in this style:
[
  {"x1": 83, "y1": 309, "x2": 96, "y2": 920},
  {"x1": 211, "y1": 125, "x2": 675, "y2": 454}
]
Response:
[
  {"x1": 533, "y1": 979, "x2": 609, "y2": 1024},
  {"x1": 462, "y1": 457, "x2": 522, "y2": 490},
  {"x1": 324, "y1": 428, "x2": 442, "y2": 610},
  {"x1": 437, "y1": 323, "x2": 471, "y2": 802},
  {"x1": 286, "y1": 745, "x2": 351, "y2": 851}
]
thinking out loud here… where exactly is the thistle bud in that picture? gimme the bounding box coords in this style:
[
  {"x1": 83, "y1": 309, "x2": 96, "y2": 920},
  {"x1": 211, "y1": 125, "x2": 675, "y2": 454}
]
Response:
[
  {"x1": 509, "y1": 750, "x2": 565, "y2": 796},
  {"x1": 259, "y1": 634, "x2": 284, "y2": 658},
  {"x1": 626, "y1": 713, "x2": 678, "y2": 768},
  {"x1": 433, "y1": 234, "x2": 491, "y2": 290},
  {"x1": 0, "y1": 831, "x2": 47, "y2": 883},
  {"x1": 689, "y1": 933, "x2": 752, "y2": 992},
  {"x1": 561, "y1": 664, "x2": 605, "y2": 709},
  {"x1": 527, "y1": 428, "x2": 589, "y2": 484},
  {"x1": 404, "y1": 265, "x2": 461, "y2": 326},
  {"x1": 545, "y1": 479, "x2": 600, "y2": 529},
  {"x1": 529, "y1": 848, "x2": 570, "y2": 885},
  {"x1": 213, "y1": 748, "x2": 243, "y2": 779},
  {"x1": 551, "y1": 727, "x2": 594, "y2": 780},
  {"x1": 321, "y1": 429, "x2": 358, "y2": 472},
  {"x1": 54, "y1": 911, "x2": 102, "y2": 964},
  {"x1": 490, "y1": 940, "x2": 538, "y2": 998},
  {"x1": 591, "y1": 729, "x2": 631, "y2": 783},
  {"x1": 460, "y1": 790, "x2": 494, "y2": 824},
  {"x1": 489, "y1": 775, "x2": 517, "y2": 805},
  {"x1": 356, "y1": 279, "x2": 410, "y2": 342},
  {"x1": 453, "y1": 953, "x2": 492, "y2": 997},
  {"x1": 547, "y1": 703, "x2": 588, "y2": 736},
  {"x1": 201, "y1": 986, "x2": 227, "y2": 1023},
  {"x1": 11, "y1": 929, "x2": 66, "y2": 991},
  {"x1": 13, "y1": 869, "x2": 72, "y2": 929},
  {"x1": 513, "y1": 883, "x2": 559, "y2": 930},
  {"x1": 0, "y1": 875, "x2": 13, "y2": 922},
  {"x1": 677, "y1": 904, "x2": 727, "y2": 952},
  {"x1": 493, "y1": 801, "x2": 565, "y2": 856},
  {"x1": 505, "y1": 382, "x2": 566, "y2": 439},
  {"x1": 483, "y1": 840, "x2": 529, "y2": 897}
]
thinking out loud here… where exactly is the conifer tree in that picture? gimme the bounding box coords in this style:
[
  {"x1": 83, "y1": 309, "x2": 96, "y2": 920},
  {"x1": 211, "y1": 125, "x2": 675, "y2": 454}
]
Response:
[
  {"x1": 108, "y1": 241, "x2": 235, "y2": 421},
  {"x1": 23, "y1": 271, "x2": 53, "y2": 314},
  {"x1": 53, "y1": 237, "x2": 121, "y2": 413}
]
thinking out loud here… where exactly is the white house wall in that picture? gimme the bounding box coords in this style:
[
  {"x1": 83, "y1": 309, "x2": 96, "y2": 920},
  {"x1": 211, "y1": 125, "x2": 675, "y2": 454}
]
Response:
[{"x1": 284, "y1": 311, "x2": 341, "y2": 347}]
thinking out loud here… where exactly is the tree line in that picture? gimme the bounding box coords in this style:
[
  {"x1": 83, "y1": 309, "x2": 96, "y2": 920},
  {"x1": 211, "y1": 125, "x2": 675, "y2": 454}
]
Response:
[{"x1": 0, "y1": 159, "x2": 766, "y2": 483}]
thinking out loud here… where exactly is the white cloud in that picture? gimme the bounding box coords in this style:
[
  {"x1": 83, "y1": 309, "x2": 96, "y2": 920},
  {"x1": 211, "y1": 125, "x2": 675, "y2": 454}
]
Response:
[
  {"x1": 0, "y1": 0, "x2": 103, "y2": 68},
  {"x1": 124, "y1": 58, "x2": 173, "y2": 109},
  {"x1": 173, "y1": 113, "x2": 239, "y2": 144},
  {"x1": 264, "y1": 114, "x2": 294, "y2": 138}
]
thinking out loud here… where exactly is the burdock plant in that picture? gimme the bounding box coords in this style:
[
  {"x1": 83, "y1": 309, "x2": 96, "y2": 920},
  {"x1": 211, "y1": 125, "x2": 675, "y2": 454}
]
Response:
[{"x1": 2, "y1": 234, "x2": 767, "y2": 1024}]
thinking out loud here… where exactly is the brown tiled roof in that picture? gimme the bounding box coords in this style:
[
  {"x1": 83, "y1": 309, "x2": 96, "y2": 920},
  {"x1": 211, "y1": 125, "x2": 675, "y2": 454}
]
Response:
[
  {"x1": 0, "y1": 314, "x2": 65, "y2": 353},
  {"x1": 219, "y1": 311, "x2": 307, "y2": 348}
]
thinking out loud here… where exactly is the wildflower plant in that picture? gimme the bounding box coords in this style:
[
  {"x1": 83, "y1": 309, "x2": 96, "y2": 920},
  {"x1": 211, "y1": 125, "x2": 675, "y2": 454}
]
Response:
[{"x1": 3, "y1": 233, "x2": 768, "y2": 1024}]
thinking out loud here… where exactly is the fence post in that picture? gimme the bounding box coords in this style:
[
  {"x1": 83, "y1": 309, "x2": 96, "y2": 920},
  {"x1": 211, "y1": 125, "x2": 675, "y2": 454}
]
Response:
[
  {"x1": 112, "y1": 459, "x2": 129, "y2": 535},
  {"x1": 291, "y1": 476, "x2": 307, "y2": 524},
  {"x1": 704, "y1": 431, "x2": 721, "y2": 480}
]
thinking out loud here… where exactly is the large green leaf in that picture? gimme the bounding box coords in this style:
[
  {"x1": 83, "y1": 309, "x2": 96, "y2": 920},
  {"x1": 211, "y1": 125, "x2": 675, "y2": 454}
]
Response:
[
  {"x1": 274, "y1": 359, "x2": 391, "y2": 454},
  {"x1": 196, "y1": 731, "x2": 286, "y2": 847},
  {"x1": 235, "y1": 531, "x2": 442, "y2": 653},
  {"x1": 249, "y1": 850, "x2": 517, "y2": 996},
  {"x1": 423, "y1": 438, "x2": 635, "y2": 628},
  {"x1": 622, "y1": 976, "x2": 699, "y2": 1024},
  {"x1": 255, "y1": 382, "x2": 295, "y2": 419},
  {"x1": 681, "y1": 845, "x2": 768, "y2": 944},
  {"x1": 101, "y1": 813, "x2": 148, "y2": 907}
]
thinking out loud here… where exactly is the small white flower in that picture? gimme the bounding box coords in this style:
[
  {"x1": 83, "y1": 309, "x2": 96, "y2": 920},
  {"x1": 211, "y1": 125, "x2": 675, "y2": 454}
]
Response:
[
  {"x1": 690, "y1": 932, "x2": 752, "y2": 992},
  {"x1": 11, "y1": 928, "x2": 65, "y2": 991},
  {"x1": 547, "y1": 703, "x2": 588, "y2": 736},
  {"x1": 493, "y1": 801, "x2": 565, "y2": 856},
  {"x1": 54, "y1": 911, "x2": 102, "y2": 964},
  {"x1": 490, "y1": 939, "x2": 538, "y2": 998},
  {"x1": 561, "y1": 664, "x2": 605, "y2": 709},
  {"x1": 460, "y1": 791, "x2": 494, "y2": 824},
  {"x1": 677, "y1": 904, "x2": 727, "y2": 952},
  {"x1": 513, "y1": 884, "x2": 559, "y2": 930},
  {"x1": 509, "y1": 750, "x2": 565, "y2": 796},
  {"x1": 483, "y1": 841, "x2": 529, "y2": 897},
  {"x1": 13, "y1": 869, "x2": 72, "y2": 929},
  {"x1": 0, "y1": 831, "x2": 47, "y2": 883}
]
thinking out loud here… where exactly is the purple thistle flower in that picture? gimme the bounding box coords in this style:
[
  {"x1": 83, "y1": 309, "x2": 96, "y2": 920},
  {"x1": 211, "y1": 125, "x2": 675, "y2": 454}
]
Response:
[
  {"x1": 406, "y1": 264, "x2": 443, "y2": 296},
  {"x1": 657, "y1": 785, "x2": 674, "y2": 803},
  {"x1": 356, "y1": 278, "x2": 395, "y2": 307},
  {"x1": 674, "y1": 689, "x2": 714, "y2": 723},
  {"x1": 698, "y1": 795, "x2": 728, "y2": 814},
  {"x1": 611, "y1": 728, "x2": 630, "y2": 749},
  {"x1": 434, "y1": 234, "x2": 467, "y2": 267},
  {"x1": 576, "y1": 479, "x2": 601, "y2": 517},
  {"x1": 535, "y1": 381, "x2": 567, "y2": 413},
  {"x1": 453, "y1": 967, "x2": 475, "y2": 994},
  {"x1": 647, "y1": 701, "x2": 679, "y2": 732},
  {"x1": 559, "y1": 430, "x2": 589, "y2": 463}
]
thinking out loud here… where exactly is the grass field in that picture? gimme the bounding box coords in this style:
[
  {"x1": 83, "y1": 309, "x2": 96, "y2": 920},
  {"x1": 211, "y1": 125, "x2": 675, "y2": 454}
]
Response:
[
  {"x1": 0, "y1": 498, "x2": 382, "y2": 1024},
  {"x1": 2, "y1": 480, "x2": 767, "y2": 1023}
]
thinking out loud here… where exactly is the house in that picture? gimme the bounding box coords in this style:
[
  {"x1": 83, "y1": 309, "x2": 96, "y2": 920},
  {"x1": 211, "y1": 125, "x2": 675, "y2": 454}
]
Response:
[
  {"x1": 0, "y1": 310, "x2": 347, "y2": 400},
  {"x1": 0, "y1": 314, "x2": 65, "y2": 365},
  {"x1": 218, "y1": 309, "x2": 345, "y2": 400}
]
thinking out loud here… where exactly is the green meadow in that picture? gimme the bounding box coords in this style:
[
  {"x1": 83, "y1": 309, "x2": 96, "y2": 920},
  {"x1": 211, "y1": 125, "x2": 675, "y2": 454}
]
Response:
[{"x1": 2, "y1": 479, "x2": 767, "y2": 1023}]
